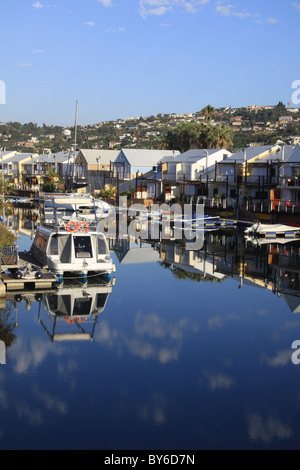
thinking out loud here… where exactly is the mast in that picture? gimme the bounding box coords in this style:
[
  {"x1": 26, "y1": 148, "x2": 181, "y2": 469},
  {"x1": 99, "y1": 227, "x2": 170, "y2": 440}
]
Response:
[{"x1": 73, "y1": 101, "x2": 78, "y2": 182}]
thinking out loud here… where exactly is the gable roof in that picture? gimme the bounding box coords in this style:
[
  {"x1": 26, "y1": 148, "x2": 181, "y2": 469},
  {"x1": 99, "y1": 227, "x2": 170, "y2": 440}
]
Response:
[
  {"x1": 78, "y1": 149, "x2": 119, "y2": 165},
  {"x1": 160, "y1": 149, "x2": 229, "y2": 164},
  {"x1": 284, "y1": 144, "x2": 300, "y2": 163},
  {"x1": 3, "y1": 153, "x2": 37, "y2": 163},
  {"x1": 118, "y1": 149, "x2": 180, "y2": 167},
  {"x1": 36, "y1": 151, "x2": 74, "y2": 163},
  {"x1": 221, "y1": 145, "x2": 281, "y2": 164}
]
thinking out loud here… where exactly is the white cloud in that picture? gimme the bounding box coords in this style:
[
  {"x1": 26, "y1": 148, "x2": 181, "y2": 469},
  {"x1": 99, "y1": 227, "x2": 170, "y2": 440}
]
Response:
[
  {"x1": 266, "y1": 17, "x2": 279, "y2": 24},
  {"x1": 293, "y1": 2, "x2": 300, "y2": 12},
  {"x1": 97, "y1": 0, "x2": 113, "y2": 6},
  {"x1": 32, "y1": 1, "x2": 43, "y2": 8},
  {"x1": 139, "y1": 0, "x2": 210, "y2": 19},
  {"x1": 84, "y1": 22, "x2": 96, "y2": 26},
  {"x1": 216, "y1": 3, "x2": 259, "y2": 19}
]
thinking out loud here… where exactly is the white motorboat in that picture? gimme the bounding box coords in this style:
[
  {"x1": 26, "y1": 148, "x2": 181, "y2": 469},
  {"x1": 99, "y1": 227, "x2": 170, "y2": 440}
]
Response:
[
  {"x1": 30, "y1": 221, "x2": 115, "y2": 284},
  {"x1": 43, "y1": 194, "x2": 112, "y2": 217}
]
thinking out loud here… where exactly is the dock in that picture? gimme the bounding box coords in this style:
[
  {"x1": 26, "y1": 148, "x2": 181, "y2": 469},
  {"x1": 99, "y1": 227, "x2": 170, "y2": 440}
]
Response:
[{"x1": 0, "y1": 250, "x2": 57, "y2": 293}]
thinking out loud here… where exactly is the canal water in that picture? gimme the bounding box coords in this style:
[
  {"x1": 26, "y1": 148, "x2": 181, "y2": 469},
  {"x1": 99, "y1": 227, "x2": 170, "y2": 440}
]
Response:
[{"x1": 0, "y1": 207, "x2": 300, "y2": 450}]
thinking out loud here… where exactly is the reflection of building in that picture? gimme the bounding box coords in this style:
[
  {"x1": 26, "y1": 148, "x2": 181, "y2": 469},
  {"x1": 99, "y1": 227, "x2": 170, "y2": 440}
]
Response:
[{"x1": 117, "y1": 227, "x2": 300, "y2": 314}]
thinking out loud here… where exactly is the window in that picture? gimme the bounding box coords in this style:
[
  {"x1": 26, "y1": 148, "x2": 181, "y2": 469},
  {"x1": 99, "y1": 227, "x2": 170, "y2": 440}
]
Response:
[
  {"x1": 98, "y1": 236, "x2": 108, "y2": 255},
  {"x1": 74, "y1": 236, "x2": 92, "y2": 258},
  {"x1": 49, "y1": 236, "x2": 58, "y2": 255}
]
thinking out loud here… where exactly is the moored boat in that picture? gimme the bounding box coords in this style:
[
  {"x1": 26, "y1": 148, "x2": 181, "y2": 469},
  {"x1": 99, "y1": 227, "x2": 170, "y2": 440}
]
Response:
[{"x1": 30, "y1": 220, "x2": 115, "y2": 284}]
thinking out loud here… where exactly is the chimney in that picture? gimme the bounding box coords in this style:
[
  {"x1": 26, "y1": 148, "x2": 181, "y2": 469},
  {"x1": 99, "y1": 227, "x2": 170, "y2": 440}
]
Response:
[{"x1": 281, "y1": 146, "x2": 285, "y2": 162}]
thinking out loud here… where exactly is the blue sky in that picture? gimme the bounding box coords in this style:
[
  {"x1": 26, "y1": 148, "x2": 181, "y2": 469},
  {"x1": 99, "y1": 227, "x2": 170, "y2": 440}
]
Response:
[{"x1": 0, "y1": 0, "x2": 300, "y2": 126}]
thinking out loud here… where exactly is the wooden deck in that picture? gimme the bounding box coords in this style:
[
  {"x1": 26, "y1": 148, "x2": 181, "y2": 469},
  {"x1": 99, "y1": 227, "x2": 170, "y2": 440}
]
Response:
[{"x1": 1, "y1": 251, "x2": 57, "y2": 291}]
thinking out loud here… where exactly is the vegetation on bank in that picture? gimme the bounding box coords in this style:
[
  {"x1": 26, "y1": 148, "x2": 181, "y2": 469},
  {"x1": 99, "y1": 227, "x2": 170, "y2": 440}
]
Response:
[
  {"x1": 1, "y1": 102, "x2": 299, "y2": 154},
  {"x1": 0, "y1": 222, "x2": 16, "y2": 247}
]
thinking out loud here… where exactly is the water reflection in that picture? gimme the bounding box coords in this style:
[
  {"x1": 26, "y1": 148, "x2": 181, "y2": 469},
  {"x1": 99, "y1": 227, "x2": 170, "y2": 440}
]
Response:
[{"x1": 1, "y1": 206, "x2": 300, "y2": 449}]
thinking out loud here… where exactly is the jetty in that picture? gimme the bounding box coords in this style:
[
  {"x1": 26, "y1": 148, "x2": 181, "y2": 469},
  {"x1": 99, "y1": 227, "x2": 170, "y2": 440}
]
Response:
[{"x1": 0, "y1": 249, "x2": 57, "y2": 293}]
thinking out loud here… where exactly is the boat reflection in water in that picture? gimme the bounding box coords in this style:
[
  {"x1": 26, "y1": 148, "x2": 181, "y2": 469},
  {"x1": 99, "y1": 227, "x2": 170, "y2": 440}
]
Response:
[{"x1": 13, "y1": 276, "x2": 115, "y2": 342}]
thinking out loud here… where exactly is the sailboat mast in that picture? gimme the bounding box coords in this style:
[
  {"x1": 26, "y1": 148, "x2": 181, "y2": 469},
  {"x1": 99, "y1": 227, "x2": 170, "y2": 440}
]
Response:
[{"x1": 73, "y1": 101, "x2": 78, "y2": 180}]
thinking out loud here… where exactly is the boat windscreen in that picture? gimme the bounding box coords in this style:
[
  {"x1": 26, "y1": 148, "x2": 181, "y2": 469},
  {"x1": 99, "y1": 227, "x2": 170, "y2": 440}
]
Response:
[
  {"x1": 98, "y1": 236, "x2": 108, "y2": 255},
  {"x1": 74, "y1": 236, "x2": 93, "y2": 258}
]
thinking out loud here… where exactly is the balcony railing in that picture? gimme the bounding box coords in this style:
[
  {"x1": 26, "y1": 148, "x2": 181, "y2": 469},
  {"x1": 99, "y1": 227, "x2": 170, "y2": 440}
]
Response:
[{"x1": 216, "y1": 175, "x2": 279, "y2": 185}]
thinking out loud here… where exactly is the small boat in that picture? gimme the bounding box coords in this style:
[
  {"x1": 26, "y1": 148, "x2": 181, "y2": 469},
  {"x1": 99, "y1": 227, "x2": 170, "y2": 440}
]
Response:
[
  {"x1": 245, "y1": 221, "x2": 300, "y2": 239},
  {"x1": 30, "y1": 220, "x2": 115, "y2": 284}
]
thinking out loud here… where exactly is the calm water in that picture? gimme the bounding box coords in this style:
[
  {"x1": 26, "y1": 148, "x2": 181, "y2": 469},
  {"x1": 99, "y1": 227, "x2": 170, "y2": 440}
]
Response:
[{"x1": 1, "y1": 208, "x2": 300, "y2": 450}]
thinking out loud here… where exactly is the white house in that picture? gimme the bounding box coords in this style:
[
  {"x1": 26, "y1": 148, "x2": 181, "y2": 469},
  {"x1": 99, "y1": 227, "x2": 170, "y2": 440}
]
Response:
[{"x1": 160, "y1": 148, "x2": 232, "y2": 200}]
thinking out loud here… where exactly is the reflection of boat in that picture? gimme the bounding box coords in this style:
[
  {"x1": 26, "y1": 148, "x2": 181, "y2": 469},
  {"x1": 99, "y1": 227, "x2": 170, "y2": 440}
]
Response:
[
  {"x1": 12, "y1": 277, "x2": 115, "y2": 342},
  {"x1": 245, "y1": 235, "x2": 300, "y2": 246},
  {"x1": 245, "y1": 222, "x2": 300, "y2": 239},
  {"x1": 30, "y1": 223, "x2": 115, "y2": 284},
  {"x1": 173, "y1": 214, "x2": 236, "y2": 228}
]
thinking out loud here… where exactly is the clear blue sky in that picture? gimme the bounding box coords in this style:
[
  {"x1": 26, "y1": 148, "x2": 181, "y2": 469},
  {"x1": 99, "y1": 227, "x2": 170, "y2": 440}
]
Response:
[{"x1": 1, "y1": 0, "x2": 300, "y2": 126}]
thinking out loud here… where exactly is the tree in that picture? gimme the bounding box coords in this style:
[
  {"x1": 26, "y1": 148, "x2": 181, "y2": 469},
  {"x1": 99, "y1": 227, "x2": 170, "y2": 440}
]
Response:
[{"x1": 202, "y1": 105, "x2": 215, "y2": 122}]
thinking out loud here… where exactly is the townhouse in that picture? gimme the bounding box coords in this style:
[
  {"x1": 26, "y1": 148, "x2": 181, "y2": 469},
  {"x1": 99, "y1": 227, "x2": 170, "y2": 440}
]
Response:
[
  {"x1": 74, "y1": 149, "x2": 119, "y2": 192},
  {"x1": 160, "y1": 148, "x2": 232, "y2": 202}
]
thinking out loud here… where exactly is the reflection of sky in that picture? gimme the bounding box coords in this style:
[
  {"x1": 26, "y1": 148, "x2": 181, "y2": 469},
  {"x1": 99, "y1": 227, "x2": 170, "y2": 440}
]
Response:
[{"x1": 0, "y1": 235, "x2": 300, "y2": 449}]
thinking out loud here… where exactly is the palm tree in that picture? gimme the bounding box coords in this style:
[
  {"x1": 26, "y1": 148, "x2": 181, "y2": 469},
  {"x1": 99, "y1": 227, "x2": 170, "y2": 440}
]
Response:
[
  {"x1": 202, "y1": 105, "x2": 215, "y2": 122},
  {"x1": 206, "y1": 124, "x2": 233, "y2": 149}
]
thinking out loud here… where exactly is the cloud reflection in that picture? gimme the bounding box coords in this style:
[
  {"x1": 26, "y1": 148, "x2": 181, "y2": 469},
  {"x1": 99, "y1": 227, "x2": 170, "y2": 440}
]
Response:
[{"x1": 248, "y1": 413, "x2": 292, "y2": 443}]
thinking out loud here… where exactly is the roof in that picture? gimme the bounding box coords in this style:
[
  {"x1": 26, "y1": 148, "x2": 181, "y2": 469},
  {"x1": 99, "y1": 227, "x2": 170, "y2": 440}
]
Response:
[
  {"x1": 117, "y1": 149, "x2": 180, "y2": 167},
  {"x1": 3, "y1": 153, "x2": 36, "y2": 163},
  {"x1": 0, "y1": 151, "x2": 18, "y2": 159},
  {"x1": 36, "y1": 151, "x2": 74, "y2": 163},
  {"x1": 220, "y1": 145, "x2": 282, "y2": 164},
  {"x1": 160, "y1": 149, "x2": 227, "y2": 164},
  {"x1": 78, "y1": 149, "x2": 119, "y2": 165},
  {"x1": 284, "y1": 144, "x2": 300, "y2": 163}
]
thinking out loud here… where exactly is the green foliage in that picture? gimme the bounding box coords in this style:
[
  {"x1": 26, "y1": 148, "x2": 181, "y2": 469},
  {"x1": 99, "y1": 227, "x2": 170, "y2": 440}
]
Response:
[
  {"x1": 0, "y1": 224, "x2": 17, "y2": 247},
  {"x1": 161, "y1": 121, "x2": 233, "y2": 152}
]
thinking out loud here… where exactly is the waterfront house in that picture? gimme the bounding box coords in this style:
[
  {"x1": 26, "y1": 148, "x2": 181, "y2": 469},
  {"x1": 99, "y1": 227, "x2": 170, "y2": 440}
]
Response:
[
  {"x1": 112, "y1": 148, "x2": 180, "y2": 193},
  {"x1": 33, "y1": 151, "x2": 74, "y2": 190},
  {"x1": 3, "y1": 153, "x2": 38, "y2": 188},
  {"x1": 160, "y1": 148, "x2": 232, "y2": 201},
  {"x1": 74, "y1": 149, "x2": 119, "y2": 192},
  {"x1": 278, "y1": 144, "x2": 300, "y2": 208},
  {"x1": 214, "y1": 145, "x2": 295, "y2": 208}
]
